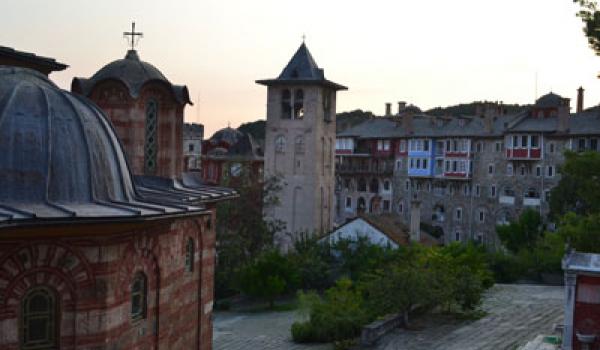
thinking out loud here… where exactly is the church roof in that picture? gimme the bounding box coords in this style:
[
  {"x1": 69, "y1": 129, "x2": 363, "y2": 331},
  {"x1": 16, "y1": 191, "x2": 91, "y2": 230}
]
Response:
[
  {"x1": 535, "y1": 92, "x2": 567, "y2": 108},
  {"x1": 256, "y1": 43, "x2": 347, "y2": 91},
  {"x1": 0, "y1": 67, "x2": 234, "y2": 228},
  {"x1": 210, "y1": 127, "x2": 243, "y2": 146},
  {"x1": 71, "y1": 50, "x2": 192, "y2": 105},
  {"x1": 0, "y1": 46, "x2": 68, "y2": 75}
]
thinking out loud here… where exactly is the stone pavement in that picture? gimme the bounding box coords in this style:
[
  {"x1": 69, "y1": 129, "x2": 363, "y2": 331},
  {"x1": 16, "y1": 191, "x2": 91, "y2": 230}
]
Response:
[
  {"x1": 375, "y1": 284, "x2": 564, "y2": 350},
  {"x1": 212, "y1": 284, "x2": 563, "y2": 350},
  {"x1": 213, "y1": 310, "x2": 331, "y2": 350}
]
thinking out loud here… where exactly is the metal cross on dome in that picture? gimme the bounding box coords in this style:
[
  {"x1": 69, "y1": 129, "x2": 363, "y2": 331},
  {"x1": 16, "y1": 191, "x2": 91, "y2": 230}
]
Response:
[{"x1": 123, "y1": 22, "x2": 143, "y2": 50}]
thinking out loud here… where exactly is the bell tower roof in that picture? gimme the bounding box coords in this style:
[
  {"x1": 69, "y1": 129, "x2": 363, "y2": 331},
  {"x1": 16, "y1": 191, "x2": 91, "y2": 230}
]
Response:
[{"x1": 256, "y1": 42, "x2": 347, "y2": 90}]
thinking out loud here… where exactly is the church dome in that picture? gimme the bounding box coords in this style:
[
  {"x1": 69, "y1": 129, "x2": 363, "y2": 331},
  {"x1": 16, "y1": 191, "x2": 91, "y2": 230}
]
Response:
[
  {"x1": 0, "y1": 67, "x2": 236, "y2": 224},
  {"x1": 71, "y1": 50, "x2": 191, "y2": 105},
  {"x1": 210, "y1": 127, "x2": 243, "y2": 146},
  {"x1": 535, "y1": 92, "x2": 566, "y2": 108},
  {"x1": 0, "y1": 67, "x2": 137, "y2": 209}
]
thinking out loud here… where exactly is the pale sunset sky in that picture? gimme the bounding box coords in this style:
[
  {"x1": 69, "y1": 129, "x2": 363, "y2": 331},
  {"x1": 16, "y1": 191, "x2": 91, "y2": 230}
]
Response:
[{"x1": 2, "y1": 0, "x2": 599, "y2": 136}]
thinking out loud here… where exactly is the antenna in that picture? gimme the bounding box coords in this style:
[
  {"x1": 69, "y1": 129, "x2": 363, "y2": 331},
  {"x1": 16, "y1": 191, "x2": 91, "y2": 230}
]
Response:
[{"x1": 534, "y1": 71, "x2": 538, "y2": 101}]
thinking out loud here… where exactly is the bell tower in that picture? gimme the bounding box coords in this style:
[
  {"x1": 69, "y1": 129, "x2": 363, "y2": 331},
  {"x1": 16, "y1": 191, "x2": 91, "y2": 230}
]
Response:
[{"x1": 257, "y1": 42, "x2": 347, "y2": 246}]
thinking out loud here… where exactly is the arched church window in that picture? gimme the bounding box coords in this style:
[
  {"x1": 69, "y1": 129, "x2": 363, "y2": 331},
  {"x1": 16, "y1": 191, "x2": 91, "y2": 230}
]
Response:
[
  {"x1": 294, "y1": 135, "x2": 305, "y2": 154},
  {"x1": 294, "y1": 90, "x2": 304, "y2": 119},
  {"x1": 185, "y1": 238, "x2": 194, "y2": 272},
  {"x1": 369, "y1": 178, "x2": 379, "y2": 193},
  {"x1": 144, "y1": 99, "x2": 159, "y2": 174},
  {"x1": 131, "y1": 272, "x2": 147, "y2": 320},
  {"x1": 281, "y1": 89, "x2": 292, "y2": 119},
  {"x1": 275, "y1": 135, "x2": 286, "y2": 153},
  {"x1": 21, "y1": 287, "x2": 57, "y2": 349}
]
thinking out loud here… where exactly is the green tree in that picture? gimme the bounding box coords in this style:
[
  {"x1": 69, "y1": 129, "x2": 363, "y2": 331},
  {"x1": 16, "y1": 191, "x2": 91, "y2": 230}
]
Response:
[
  {"x1": 557, "y1": 212, "x2": 600, "y2": 253},
  {"x1": 573, "y1": 0, "x2": 600, "y2": 55},
  {"x1": 238, "y1": 250, "x2": 299, "y2": 308},
  {"x1": 496, "y1": 209, "x2": 543, "y2": 254},
  {"x1": 550, "y1": 151, "x2": 600, "y2": 217}
]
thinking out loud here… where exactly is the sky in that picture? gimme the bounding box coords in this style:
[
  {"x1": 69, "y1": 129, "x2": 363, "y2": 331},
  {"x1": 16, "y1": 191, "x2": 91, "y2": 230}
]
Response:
[{"x1": 2, "y1": 0, "x2": 600, "y2": 136}]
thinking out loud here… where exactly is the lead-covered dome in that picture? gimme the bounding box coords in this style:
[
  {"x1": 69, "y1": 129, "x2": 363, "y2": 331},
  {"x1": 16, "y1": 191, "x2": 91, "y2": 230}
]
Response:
[
  {"x1": 71, "y1": 50, "x2": 191, "y2": 105},
  {"x1": 0, "y1": 67, "x2": 235, "y2": 224}
]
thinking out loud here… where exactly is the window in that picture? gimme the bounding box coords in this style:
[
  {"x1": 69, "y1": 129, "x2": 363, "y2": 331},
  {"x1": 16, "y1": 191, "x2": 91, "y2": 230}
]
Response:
[
  {"x1": 507, "y1": 163, "x2": 513, "y2": 176},
  {"x1": 578, "y1": 138, "x2": 586, "y2": 152},
  {"x1": 188, "y1": 144, "x2": 194, "y2": 152},
  {"x1": 424, "y1": 140, "x2": 429, "y2": 151},
  {"x1": 479, "y1": 210, "x2": 485, "y2": 223},
  {"x1": 521, "y1": 135, "x2": 528, "y2": 148},
  {"x1": 131, "y1": 272, "x2": 147, "y2": 320},
  {"x1": 495, "y1": 142, "x2": 502, "y2": 152},
  {"x1": 490, "y1": 185, "x2": 497, "y2": 198},
  {"x1": 475, "y1": 185, "x2": 480, "y2": 197},
  {"x1": 294, "y1": 135, "x2": 305, "y2": 154},
  {"x1": 446, "y1": 140, "x2": 451, "y2": 152},
  {"x1": 591, "y1": 138, "x2": 598, "y2": 151},
  {"x1": 275, "y1": 135, "x2": 286, "y2": 153},
  {"x1": 536, "y1": 166, "x2": 541, "y2": 177},
  {"x1": 455, "y1": 208, "x2": 463, "y2": 221},
  {"x1": 423, "y1": 159, "x2": 428, "y2": 169},
  {"x1": 476, "y1": 142, "x2": 482, "y2": 153},
  {"x1": 513, "y1": 135, "x2": 519, "y2": 148},
  {"x1": 21, "y1": 288, "x2": 57, "y2": 349},
  {"x1": 396, "y1": 159, "x2": 402, "y2": 171},
  {"x1": 463, "y1": 184, "x2": 470, "y2": 196},
  {"x1": 399, "y1": 140, "x2": 406, "y2": 152},
  {"x1": 281, "y1": 89, "x2": 292, "y2": 118},
  {"x1": 323, "y1": 90, "x2": 332, "y2": 121},
  {"x1": 358, "y1": 178, "x2": 367, "y2": 192},
  {"x1": 549, "y1": 142, "x2": 555, "y2": 153},
  {"x1": 398, "y1": 201, "x2": 404, "y2": 213},
  {"x1": 383, "y1": 180, "x2": 391, "y2": 191},
  {"x1": 344, "y1": 178, "x2": 352, "y2": 190},
  {"x1": 520, "y1": 165, "x2": 526, "y2": 176},
  {"x1": 383, "y1": 200, "x2": 390, "y2": 212},
  {"x1": 405, "y1": 180, "x2": 410, "y2": 191},
  {"x1": 144, "y1": 99, "x2": 158, "y2": 174},
  {"x1": 345, "y1": 197, "x2": 352, "y2": 209},
  {"x1": 185, "y1": 238, "x2": 194, "y2": 272},
  {"x1": 488, "y1": 164, "x2": 494, "y2": 175},
  {"x1": 455, "y1": 231, "x2": 461, "y2": 242},
  {"x1": 531, "y1": 135, "x2": 539, "y2": 148},
  {"x1": 293, "y1": 89, "x2": 304, "y2": 119},
  {"x1": 547, "y1": 166, "x2": 554, "y2": 178}
]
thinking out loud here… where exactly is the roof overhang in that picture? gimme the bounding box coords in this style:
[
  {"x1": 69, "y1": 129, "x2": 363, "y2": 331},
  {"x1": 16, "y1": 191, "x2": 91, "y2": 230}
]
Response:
[{"x1": 255, "y1": 78, "x2": 347, "y2": 91}]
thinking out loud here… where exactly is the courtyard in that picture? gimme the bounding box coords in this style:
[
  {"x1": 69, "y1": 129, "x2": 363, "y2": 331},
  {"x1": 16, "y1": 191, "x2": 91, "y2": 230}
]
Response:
[{"x1": 213, "y1": 284, "x2": 564, "y2": 350}]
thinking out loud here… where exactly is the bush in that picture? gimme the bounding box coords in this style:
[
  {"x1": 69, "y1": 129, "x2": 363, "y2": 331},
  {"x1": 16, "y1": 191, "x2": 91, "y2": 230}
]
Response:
[
  {"x1": 486, "y1": 251, "x2": 524, "y2": 283},
  {"x1": 237, "y1": 250, "x2": 299, "y2": 308},
  {"x1": 292, "y1": 278, "x2": 369, "y2": 343},
  {"x1": 290, "y1": 234, "x2": 335, "y2": 290}
]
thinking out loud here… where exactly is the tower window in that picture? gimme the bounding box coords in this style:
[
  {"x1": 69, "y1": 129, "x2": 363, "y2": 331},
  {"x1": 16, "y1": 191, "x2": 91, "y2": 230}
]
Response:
[
  {"x1": 275, "y1": 135, "x2": 286, "y2": 153},
  {"x1": 294, "y1": 135, "x2": 305, "y2": 154},
  {"x1": 323, "y1": 90, "x2": 332, "y2": 122},
  {"x1": 21, "y1": 287, "x2": 57, "y2": 349},
  {"x1": 281, "y1": 89, "x2": 292, "y2": 119},
  {"x1": 144, "y1": 99, "x2": 158, "y2": 174},
  {"x1": 293, "y1": 89, "x2": 304, "y2": 119},
  {"x1": 131, "y1": 272, "x2": 147, "y2": 320}
]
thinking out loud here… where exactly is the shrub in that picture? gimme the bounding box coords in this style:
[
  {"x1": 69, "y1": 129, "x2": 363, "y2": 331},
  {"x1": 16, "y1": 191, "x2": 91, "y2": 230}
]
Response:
[
  {"x1": 237, "y1": 250, "x2": 299, "y2": 308},
  {"x1": 292, "y1": 278, "x2": 369, "y2": 343}
]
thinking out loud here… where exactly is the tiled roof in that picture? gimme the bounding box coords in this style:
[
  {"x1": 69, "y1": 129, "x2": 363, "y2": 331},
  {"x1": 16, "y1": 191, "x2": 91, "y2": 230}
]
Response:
[{"x1": 0, "y1": 46, "x2": 68, "y2": 72}]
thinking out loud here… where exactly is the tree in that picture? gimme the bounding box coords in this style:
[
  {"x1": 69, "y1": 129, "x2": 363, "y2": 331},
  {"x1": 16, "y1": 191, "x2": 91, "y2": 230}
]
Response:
[
  {"x1": 215, "y1": 175, "x2": 284, "y2": 298},
  {"x1": 237, "y1": 250, "x2": 299, "y2": 308},
  {"x1": 573, "y1": 0, "x2": 600, "y2": 55},
  {"x1": 496, "y1": 209, "x2": 543, "y2": 254},
  {"x1": 557, "y1": 212, "x2": 600, "y2": 253},
  {"x1": 550, "y1": 151, "x2": 600, "y2": 217}
]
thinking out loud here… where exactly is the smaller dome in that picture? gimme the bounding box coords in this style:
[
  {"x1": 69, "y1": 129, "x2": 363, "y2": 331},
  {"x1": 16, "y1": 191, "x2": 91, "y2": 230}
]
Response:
[
  {"x1": 210, "y1": 127, "x2": 243, "y2": 146},
  {"x1": 536, "y1": 92, "x2": 565, "y2": 108},
  {"x1": 71, "y1": 50, "x2": 191, "y2": 105}
]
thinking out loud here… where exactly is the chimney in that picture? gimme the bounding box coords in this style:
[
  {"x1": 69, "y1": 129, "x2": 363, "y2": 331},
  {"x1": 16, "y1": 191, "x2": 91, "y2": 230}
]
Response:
[
  {"x1": 385, "y1": 103, "x2": 392, "y2": 116},
  {"x1": 397, "y1": 101, "x2": 406, "y2": 114},
  {"x1": 577, "y1": 86, "x2": 584, "y2": 113},
  {"x1": 558, "y1": 104, "x2": 570, "y2": 133},
  {"x1": 402, "y1": 111, "x2": 414, "y2": 134},
  {"x1": 410, "y1": 196, "x2": 421, "y2": 242},
  {"x1": 483, "y1": 104, "x2": 498, "y2": 134}
]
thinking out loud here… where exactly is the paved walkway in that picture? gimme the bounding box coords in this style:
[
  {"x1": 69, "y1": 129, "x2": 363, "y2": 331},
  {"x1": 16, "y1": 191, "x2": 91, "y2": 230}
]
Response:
[
  {"x1": 375, "y1": 284, "x2": 564, "y2": 350},
  {"x1": 213, "y1": 310, "x2": 330, "y2": 350},
  {"x1": 212, "y1": 284, "x2": 564, "y2": 350}
]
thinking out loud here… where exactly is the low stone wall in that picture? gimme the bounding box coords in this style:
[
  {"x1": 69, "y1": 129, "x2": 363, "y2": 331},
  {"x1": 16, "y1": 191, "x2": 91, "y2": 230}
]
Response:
[{"x1": 360, "y1": 313, "x2": 404, "y2": 347}]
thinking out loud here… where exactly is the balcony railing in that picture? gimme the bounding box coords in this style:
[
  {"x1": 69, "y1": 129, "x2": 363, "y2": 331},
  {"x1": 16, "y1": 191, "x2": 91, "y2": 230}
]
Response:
[
  {"x1": 336, "y1": 164, "x2": 394, "y2": 175},
  {"x1": 499, "y1": 196, "x2": 515, "y2": 205},
  {"x1": 523, "y1": 197, "x2": 541, "y2": 206}
]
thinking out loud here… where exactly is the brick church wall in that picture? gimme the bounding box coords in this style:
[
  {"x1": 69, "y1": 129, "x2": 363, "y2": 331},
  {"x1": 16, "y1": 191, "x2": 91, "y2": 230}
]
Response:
[{"x1": 0, "y1": 211, "x2": 215, "y2": 350}]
